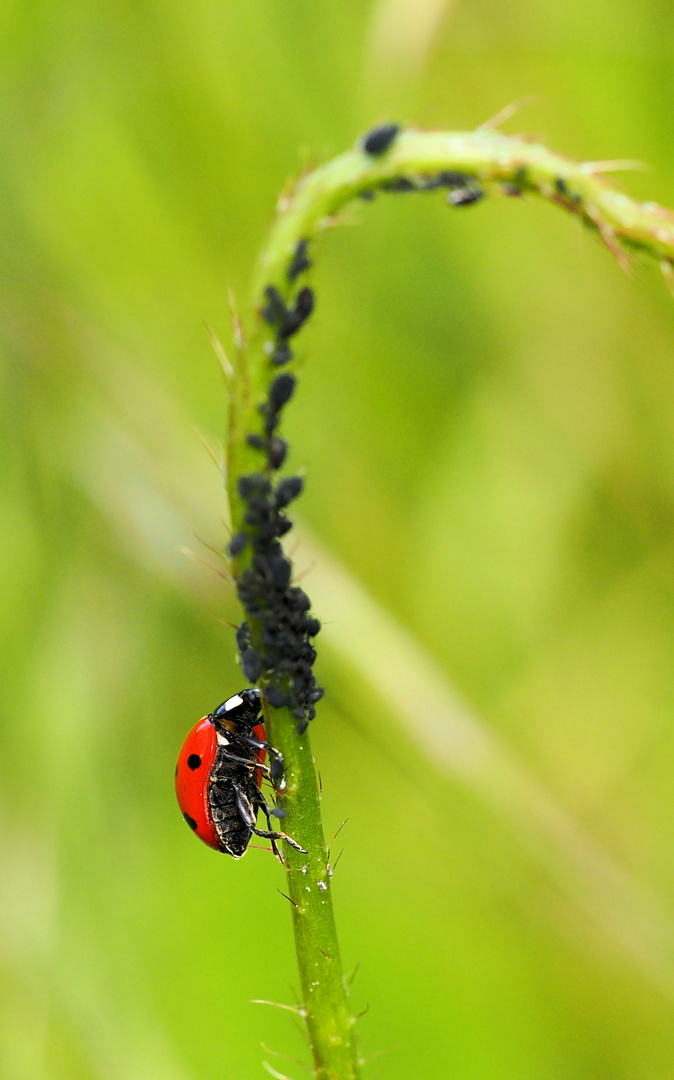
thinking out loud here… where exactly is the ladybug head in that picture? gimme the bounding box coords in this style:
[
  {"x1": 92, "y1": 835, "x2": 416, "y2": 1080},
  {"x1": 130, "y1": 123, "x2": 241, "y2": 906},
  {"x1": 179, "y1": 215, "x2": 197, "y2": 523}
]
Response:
[{"x1": 211, "y1": 688, "x2": 261, "y2": 732}]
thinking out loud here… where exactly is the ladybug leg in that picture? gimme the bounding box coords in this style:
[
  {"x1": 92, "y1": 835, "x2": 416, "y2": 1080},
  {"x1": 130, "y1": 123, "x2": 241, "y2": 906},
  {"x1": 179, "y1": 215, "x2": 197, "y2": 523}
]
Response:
[
  {"x1": 232, "y1": 783, "x2": 307, "y2": 856},
  {"x1": 252, "y1": 827, "x2": 307, "y2": 855},
  {"x1": 250, "y1": 789, "x2": 308, "y2": 855},
  {"x1": 237, "y1": 734, "x2": 285, "y2": 783},
  {"x1": 239, "y1": 733, "x2": 284, "y2": 762},
  {"x1": 252, "y1": 788, "x2": 285, "y2": 833},
  {"x1": 220, "y1": 748, "x2": 271, "y2": 775},
  {"x1": 232, "y1": 783, "x2": 257, "y2": 829},
  {"x1": 235, "y1": 783, "x2": 283, "y2": 861},
  {"x1": 238, "y1": 733, "x2": 268, "y2": 751}
]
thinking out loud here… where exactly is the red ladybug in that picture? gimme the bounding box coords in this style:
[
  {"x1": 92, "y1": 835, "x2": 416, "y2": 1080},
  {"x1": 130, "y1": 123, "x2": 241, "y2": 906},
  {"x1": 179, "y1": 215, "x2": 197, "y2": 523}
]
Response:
[{"x1": 175, "y1": 689, "x2": 306, "y2": 858}]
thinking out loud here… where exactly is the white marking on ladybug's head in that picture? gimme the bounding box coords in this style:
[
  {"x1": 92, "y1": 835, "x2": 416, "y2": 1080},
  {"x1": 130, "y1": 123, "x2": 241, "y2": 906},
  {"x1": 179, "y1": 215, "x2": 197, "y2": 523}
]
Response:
[
  {"x1": 224, "y1": 694, "x2": 244, "y2": 711},
  {"x1": 216, "y1": 733, "x2": 230, "y2": 747}
]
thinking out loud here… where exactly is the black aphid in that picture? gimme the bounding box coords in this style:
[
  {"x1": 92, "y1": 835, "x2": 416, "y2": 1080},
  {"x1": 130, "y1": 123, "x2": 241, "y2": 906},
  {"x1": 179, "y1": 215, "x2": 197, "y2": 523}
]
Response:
[
  {"x1": 281, "y1": 287, "x2": 314, "y2": 339},
  {"x1": 262, "y1": 285, "x2": 287, "y2": 328},
  {"x1": 238, "y1": 473, "x2": 270, "y2": 500},
  {"x1": 275, "y1": 514, "x2": 292, "y2": 537},
  {"x1": 241, "y1": 648, "x2": 262, "y2": 683},
  {"x1": 266, "y1": 685, "x2": 288, "y2": 708},
  {"x1": 271, "y1": 343, "x2": 293, "y2": 366},
  {"x1": 270, "y1": 555, "x2": 292, "y2": 589},
  {"x1": 381, "y1": 177, "x2": 415, "y2": 193},
  {"x1": 229, "y1": 531, "x2": 249, "y2": 557},
  {"x1": 438, "y1": 171, "x2": 472, "y2": 188},
  {"x1": 270, "y1": 758, "x2": 284, "y2": 782},
  {"x1": 268, "y1": 437, "x2": 288, "y2": 470},
  {"x1": 275, "y1": 476, "x2": 303, "y2": 507},
  {"x1": 362, "y1": 123, "x2": 400, "y2": 156},
  {"x1": 448, "y1": 187, "x2": 485, "y2": 207},
  {"x1": 269, "y1": 373, "x2": 296, "y2": 410},
  {"x1": 288, "y1": 239, "x2": 311, "y2": 282},
  {"x1": 235, "y1": 621, "x2": 251, "y2": 653}
]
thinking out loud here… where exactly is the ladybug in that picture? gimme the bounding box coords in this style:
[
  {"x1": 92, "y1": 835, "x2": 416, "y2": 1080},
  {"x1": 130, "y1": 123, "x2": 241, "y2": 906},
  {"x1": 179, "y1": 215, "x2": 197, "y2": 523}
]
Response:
[{"x1": 175, "y1": 688, "x2": 306, "y2": 858}]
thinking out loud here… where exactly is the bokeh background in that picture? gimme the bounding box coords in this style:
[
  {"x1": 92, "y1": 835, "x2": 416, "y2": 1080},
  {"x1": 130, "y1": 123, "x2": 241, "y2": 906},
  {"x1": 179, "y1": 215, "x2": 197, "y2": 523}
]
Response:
[{"x1": 3, "y1": 1, "x2": 674, "y2": 1077}]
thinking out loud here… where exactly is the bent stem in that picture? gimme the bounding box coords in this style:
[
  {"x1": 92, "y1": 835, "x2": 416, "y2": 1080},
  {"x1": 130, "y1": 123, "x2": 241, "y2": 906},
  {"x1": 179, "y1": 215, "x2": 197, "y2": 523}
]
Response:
[{"x1": 225, "y1": 125, "x2": 674, "y2": 1080}]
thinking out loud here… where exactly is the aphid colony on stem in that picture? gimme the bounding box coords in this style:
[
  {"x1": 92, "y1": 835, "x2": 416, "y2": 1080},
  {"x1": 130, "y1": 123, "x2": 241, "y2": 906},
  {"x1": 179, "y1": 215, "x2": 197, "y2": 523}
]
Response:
[
  {"x1": 230, "y1": 237, "x2": 324, "y2": 737},
  {"x1": 359, "y1": 122, "x2": 490, "y2": 205},
  {"x1": 229, "y1": 123, "x2": 500, "y2": 751},
  {"x1": 358, "y1": 122, "x2": 548, "y2": 206}
]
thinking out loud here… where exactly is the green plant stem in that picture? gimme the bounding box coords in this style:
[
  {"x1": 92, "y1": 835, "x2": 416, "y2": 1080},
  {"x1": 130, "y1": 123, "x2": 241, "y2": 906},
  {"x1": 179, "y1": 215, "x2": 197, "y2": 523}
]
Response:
[
  {"x1": 225, "y1": 126, "x2": 674, "y2": 1080},
  {"x1": 253, "y1": 128, "x2": 674, "y2": 296},
  {"x1": 264, "y1": 708, "x2": 357, "y2": 1080}
]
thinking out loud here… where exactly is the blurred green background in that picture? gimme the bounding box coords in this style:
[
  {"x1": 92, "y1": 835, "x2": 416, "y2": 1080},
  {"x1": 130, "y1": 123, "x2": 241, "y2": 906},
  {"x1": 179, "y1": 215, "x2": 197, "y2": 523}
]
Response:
[{"x1": 3, "y1": 1, "x2": 674, "y2": 1077}]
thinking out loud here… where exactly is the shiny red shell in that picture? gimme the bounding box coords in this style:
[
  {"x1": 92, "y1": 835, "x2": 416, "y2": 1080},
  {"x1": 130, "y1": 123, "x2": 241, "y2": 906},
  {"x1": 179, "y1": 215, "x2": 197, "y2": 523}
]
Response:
[{"x1": 175, "y1": 715, "x2": 267, "y2": 852}]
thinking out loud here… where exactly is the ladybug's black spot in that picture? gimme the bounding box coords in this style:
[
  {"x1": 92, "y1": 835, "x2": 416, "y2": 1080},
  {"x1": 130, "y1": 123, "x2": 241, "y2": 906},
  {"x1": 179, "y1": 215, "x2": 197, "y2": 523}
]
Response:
[
  {"x1": 187, "y1": 754, "x2": 202, "y2": 770},
  {"x1": 183, "y1": 812, "x2": 198, "y2": 831}
]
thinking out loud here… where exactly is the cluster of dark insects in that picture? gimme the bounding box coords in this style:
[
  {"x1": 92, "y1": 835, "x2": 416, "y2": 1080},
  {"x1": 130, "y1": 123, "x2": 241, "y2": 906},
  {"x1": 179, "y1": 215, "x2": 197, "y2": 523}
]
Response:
[
  {"x1": 360, "y1": 122, "x2": 490, "y2": 205},
  {"x1": 230, "y1": 238, "x2": 323, "y2": 734},
  {"x1": 232, "y1": 470, "x2": 323, "y2": 736},
  {"x1": 228, "y1": 124, "x2": 579, "y2": 737},
  {"x1": 357, "y1": 122, "x2": 584, "y2": 209},
  {"x1": 379, "y1": 169, "x2": 486, "y2": 205}
]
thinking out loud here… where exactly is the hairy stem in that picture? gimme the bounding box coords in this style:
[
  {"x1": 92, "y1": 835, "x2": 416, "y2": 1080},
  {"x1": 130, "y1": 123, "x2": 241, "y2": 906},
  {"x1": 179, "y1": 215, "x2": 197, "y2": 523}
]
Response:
[
  {"x1": 225, "y1": 124, "x2": 674, "y2": 1080},
  {"x1": 253, "y1": 127, "x2": 674, "y2": 295},
  {"x1": 263, "y1": 707, "x2": 357, "y2": 1080}
]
